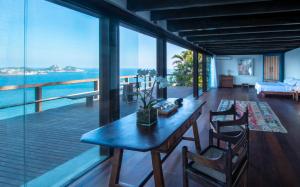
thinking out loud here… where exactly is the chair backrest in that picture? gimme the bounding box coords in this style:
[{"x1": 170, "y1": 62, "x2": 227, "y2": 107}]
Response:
[
  {"x1": 216, "y1": 106, "x2": 249, "y2": 128},
  {"x1": 209, "y1": 99, "x2": 237, "y2": 122}
]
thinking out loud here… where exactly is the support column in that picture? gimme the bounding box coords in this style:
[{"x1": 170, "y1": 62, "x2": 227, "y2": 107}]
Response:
[
  {"x1": 193, "y1": 50, "x2": 199, "y2": 98},
  {"x1": 99, "y1": 17, "x2": 120, "y2": 155},
  {"x1": 157, "y1": 37, "x2": 167, "y2": 99}
]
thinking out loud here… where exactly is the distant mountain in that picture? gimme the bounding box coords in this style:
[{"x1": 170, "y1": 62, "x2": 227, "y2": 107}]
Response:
[
  {"x1": 63, "y1": 66, "x2": 84, "y2": 72},
  {"x1": 46, "y1": 65, "x2": 84, "y2": 72},
  {"x1": 0, "y1": 65, "x2": 85, "y2": 76}
]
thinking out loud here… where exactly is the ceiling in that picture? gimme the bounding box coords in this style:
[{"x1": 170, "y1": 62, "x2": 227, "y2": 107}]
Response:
[{"x1": 127, "y1": 0, "x2": 300, "y2": 55}]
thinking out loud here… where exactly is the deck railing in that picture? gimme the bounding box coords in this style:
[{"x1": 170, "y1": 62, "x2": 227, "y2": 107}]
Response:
[
  {"x1": 0, "y1": 75, "x2": 155, "y2": 112},
  {"x1": 0, "y1": 79, "x2": 99, "y2": 112}
]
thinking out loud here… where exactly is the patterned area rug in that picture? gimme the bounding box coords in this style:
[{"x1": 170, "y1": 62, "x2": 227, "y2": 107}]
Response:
[{"x1": 215, "y1": 99, "x2": 287, "y2": 133}]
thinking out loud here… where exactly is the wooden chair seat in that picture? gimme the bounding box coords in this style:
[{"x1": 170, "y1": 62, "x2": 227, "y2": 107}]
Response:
[{"x1": 188, "y1": 146, "x2": 241, "y2": 184}]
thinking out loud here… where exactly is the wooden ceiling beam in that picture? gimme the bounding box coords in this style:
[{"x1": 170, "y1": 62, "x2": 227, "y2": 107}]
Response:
[
  {"x1": 179, "y1": 25, "x2": 300, "y2": 37},
  {"x1": 127, "y1": 0, "x2": 270, "y2": 11},
  {"x1": 213, "y1": 50, "x2": 287, "y2": 55},
  {"x1": 167, "y1": 12, "x2": 300, "y2": 32},
  {"x1": 206, "y1": 44, "x2": 300, "y2": 49},
  {"x1": 211, "y1": 48, "x2": 294, "y2": 53},
  {"x1": 207, "y1": 47, "x2": 294, "y2": 51},
  {"x1": 187, "y1": 31, "x2": 300, "y2": 42},
  {"x1": 151, "y1": 1, "x2": 300, "y2": 21},
  {"x1": 195, "y1": 36, "x2": 300, "y2": 43},
  {"x1": 198, "y1": 39, "x2": 300, "y2": 45}
]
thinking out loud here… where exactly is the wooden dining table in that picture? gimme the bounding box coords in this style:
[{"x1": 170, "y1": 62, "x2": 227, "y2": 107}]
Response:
[{"x1": 81, "y1": 97, "x2": 206, "y2": 187}]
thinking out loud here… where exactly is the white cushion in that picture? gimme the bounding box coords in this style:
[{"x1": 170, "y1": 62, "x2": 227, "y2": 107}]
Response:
[
  {"x1": 284, "y1": 78, "x2": 294, "y2": 84},
  {"x1": 296, "y1": 80, "x2": 300, "y2": 87},
  {"x1": 294, "y1": 86, "x2": 300, "y2": 91},
  {"x1": 284, "y1": 78, "x2": 297, "y2": 86}
]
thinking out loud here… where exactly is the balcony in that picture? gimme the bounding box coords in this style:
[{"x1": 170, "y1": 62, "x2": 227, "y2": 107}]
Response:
[{"x1": 0, "y1": 76, "x2": 193, "y2": 186}]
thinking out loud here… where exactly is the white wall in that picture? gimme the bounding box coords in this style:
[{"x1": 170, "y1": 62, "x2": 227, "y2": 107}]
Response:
[
  {"x1": 216, "y1": 55, "x2": 263, "y2": 86},
  {"x1": 285, "y1": 47, "x2": 300, "y2": 79}
]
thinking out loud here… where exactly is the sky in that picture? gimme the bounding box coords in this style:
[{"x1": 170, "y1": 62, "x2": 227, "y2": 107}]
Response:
[{"x1": 0, "y1": 0, "x2": 187, "y2": 69}]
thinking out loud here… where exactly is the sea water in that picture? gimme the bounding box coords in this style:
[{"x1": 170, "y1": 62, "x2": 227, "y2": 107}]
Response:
[{"x1": 0, "y1": 68, "x2": 138, "y2": 120}]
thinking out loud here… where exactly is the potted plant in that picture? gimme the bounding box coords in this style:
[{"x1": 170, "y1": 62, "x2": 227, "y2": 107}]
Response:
[{"x1": 136, "y1": 69, "x2": 168, "y2": 126}]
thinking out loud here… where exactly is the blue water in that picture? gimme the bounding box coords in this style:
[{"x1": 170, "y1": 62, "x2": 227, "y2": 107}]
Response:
[{"x1": 0, "y1": 68, "x2": 139, "y2": 120}]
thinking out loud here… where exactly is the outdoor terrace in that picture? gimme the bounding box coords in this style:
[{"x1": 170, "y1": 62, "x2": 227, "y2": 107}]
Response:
[{"x1": 0, "y1": 78, "x2": 193, "y2": 187}]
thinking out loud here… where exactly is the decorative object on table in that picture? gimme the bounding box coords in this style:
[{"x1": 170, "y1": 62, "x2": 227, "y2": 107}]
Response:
[
  {"x1": 154, "y1": 100, "x2": 178, "y2": 117},
  {"x1": 174, "y1": 98, "x2": 183, "y2": 107},
  {"x1": 216, "y1": 99, "x2": 287, "y2": 133},
  {"x1": 238, "y1": 58, "x2": 254, "y2": 76},
  {"x1": 136, "y1": 69, "x2": 168, "y2": 126}
]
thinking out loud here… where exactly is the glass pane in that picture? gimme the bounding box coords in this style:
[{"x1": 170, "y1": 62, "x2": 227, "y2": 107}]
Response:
[
  {"x1": 198, "y1": 53, "x2": 203, "y2": 95},
  {"x1": 167, "y1": 43, "x2": 193, "y2": 98},
  {"x1": 119, "y1": 26, "x2": 157, "y2": 117},
  {"x1": 206, "y1": 56, "x2": 212, "y2": 90},
  {"x1": 0, "y1": 0, "x2": 26, "y2": 186},
  {"x1": 24, "y1": 1, "x2": 105, "y2": 186}
]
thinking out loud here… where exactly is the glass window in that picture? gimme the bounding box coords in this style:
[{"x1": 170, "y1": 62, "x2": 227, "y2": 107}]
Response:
[
  {"x1": 206, "y1": 56, "x2": 212, "y2": 90},
  {"x1": 25, "y1": 1, "x2": 104, "y2": 186},
  {"x1": 119, "y1": 26, "x2": 157, "y2": 117},
  {"x1": 0, "y1": 1, "x2": 26, "y2": 186},
  {"x1": 167, "y1": 42, "x2": 193, "y2": 98},
  {"x1": 1, "y1": 0, "x2": 107, "y2": 186},
  {"x1": 198, "y1": 53, "x2": 203, "y2": 95}
]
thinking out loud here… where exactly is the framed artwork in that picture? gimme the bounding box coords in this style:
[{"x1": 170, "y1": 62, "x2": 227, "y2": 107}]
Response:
[{"x1": 238, "y1": 58, "x2": 254, "y2": 76}]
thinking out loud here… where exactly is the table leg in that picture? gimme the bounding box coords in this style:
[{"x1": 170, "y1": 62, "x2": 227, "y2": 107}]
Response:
[
  {"x1": 192, "y1": 121, "x2": 201, "y2": 153},
  {"x1": 109, "y1": 148, "x2": 123, "y2": 187},
  {"x1": 151, "y1": 150, "x2": 165, "y2": 187}
]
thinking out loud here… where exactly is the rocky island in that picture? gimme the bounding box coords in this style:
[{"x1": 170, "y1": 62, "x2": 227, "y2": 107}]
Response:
[{"x1": 0, "y1": 65, "x2": 85, "y2": 76}]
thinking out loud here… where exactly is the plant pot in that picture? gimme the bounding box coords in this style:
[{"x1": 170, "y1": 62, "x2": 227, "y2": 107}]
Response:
[{"x1": 137, "y1": 108, "x2": 158, "y2": 126}]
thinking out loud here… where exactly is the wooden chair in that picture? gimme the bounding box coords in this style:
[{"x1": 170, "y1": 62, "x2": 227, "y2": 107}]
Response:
[
  {"x1": 210, "y1": 101, "x2": 248, "y2": 136},
  {"x1": 182, "y1": 122, "x2": 249, "y2": 187}
]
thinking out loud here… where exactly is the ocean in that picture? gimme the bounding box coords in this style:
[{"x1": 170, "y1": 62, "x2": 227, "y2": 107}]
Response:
[{"x1": 0, "y1": 68, "x2": 139, "y2": 120}]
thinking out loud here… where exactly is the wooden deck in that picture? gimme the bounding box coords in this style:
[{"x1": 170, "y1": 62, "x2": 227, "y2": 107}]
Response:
[
  {"x1": 70, "y1": 88, "x2": 300, "y2": 187},
  {"x1": 0, "y1": 101, "x2": 100, "y2": 187},
  {"x1": 0, "y1": 86, "x2": 193, "y2": 187}
]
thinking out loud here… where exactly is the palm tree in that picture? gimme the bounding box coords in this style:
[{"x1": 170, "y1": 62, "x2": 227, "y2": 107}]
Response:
[{"x1": 171, "y1": 50, "x2": 193, "y2": 86}]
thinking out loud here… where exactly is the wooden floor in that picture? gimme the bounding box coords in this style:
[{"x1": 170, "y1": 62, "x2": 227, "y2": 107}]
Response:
[
  {"x1": 69, "y1": 87, "x2": 300, "y2": 187},
  {"x1": 0, "y1": 86, "x2": 193, "y2": 187}
]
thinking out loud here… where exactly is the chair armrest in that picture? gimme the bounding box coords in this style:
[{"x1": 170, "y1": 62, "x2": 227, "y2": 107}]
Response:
[{"x1": 182, "y1": 146, "x2": 225, "y2": 172}]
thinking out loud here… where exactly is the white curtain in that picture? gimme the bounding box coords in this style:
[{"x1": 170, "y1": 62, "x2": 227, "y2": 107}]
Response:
[{"x1": 210, "y1": 56, "x2": 218, "y2": 88}]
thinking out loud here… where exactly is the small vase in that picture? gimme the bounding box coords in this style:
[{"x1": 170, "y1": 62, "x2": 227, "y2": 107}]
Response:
[{"x1": 137, "y1": 108, "x2": 158, "y2": 126}]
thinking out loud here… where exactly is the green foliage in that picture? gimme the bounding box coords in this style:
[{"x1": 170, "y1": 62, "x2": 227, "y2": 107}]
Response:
[{"x1": 172, "y1": 50, "x2": 193, "y2": 86}]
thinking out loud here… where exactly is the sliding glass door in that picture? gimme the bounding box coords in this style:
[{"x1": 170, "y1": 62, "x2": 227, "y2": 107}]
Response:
[
  {"x1": 119, "y1": 25, "x2": 157, "y2": 117},
  {"x1": 167, "y1": 42, "x2": 193, "y2": 98},
  {"x1": 0, "y1": 1, "x2": 26, "y2": 186},
  {"x1": 198, "y1": 52, "x2": 203, "y2": 95},
  {"x1": 0, "y1": 0, "x2": 107, "y2": 186},
  {"x1": 206, "y1": 55, "x2": 212, "y2": 90}
]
